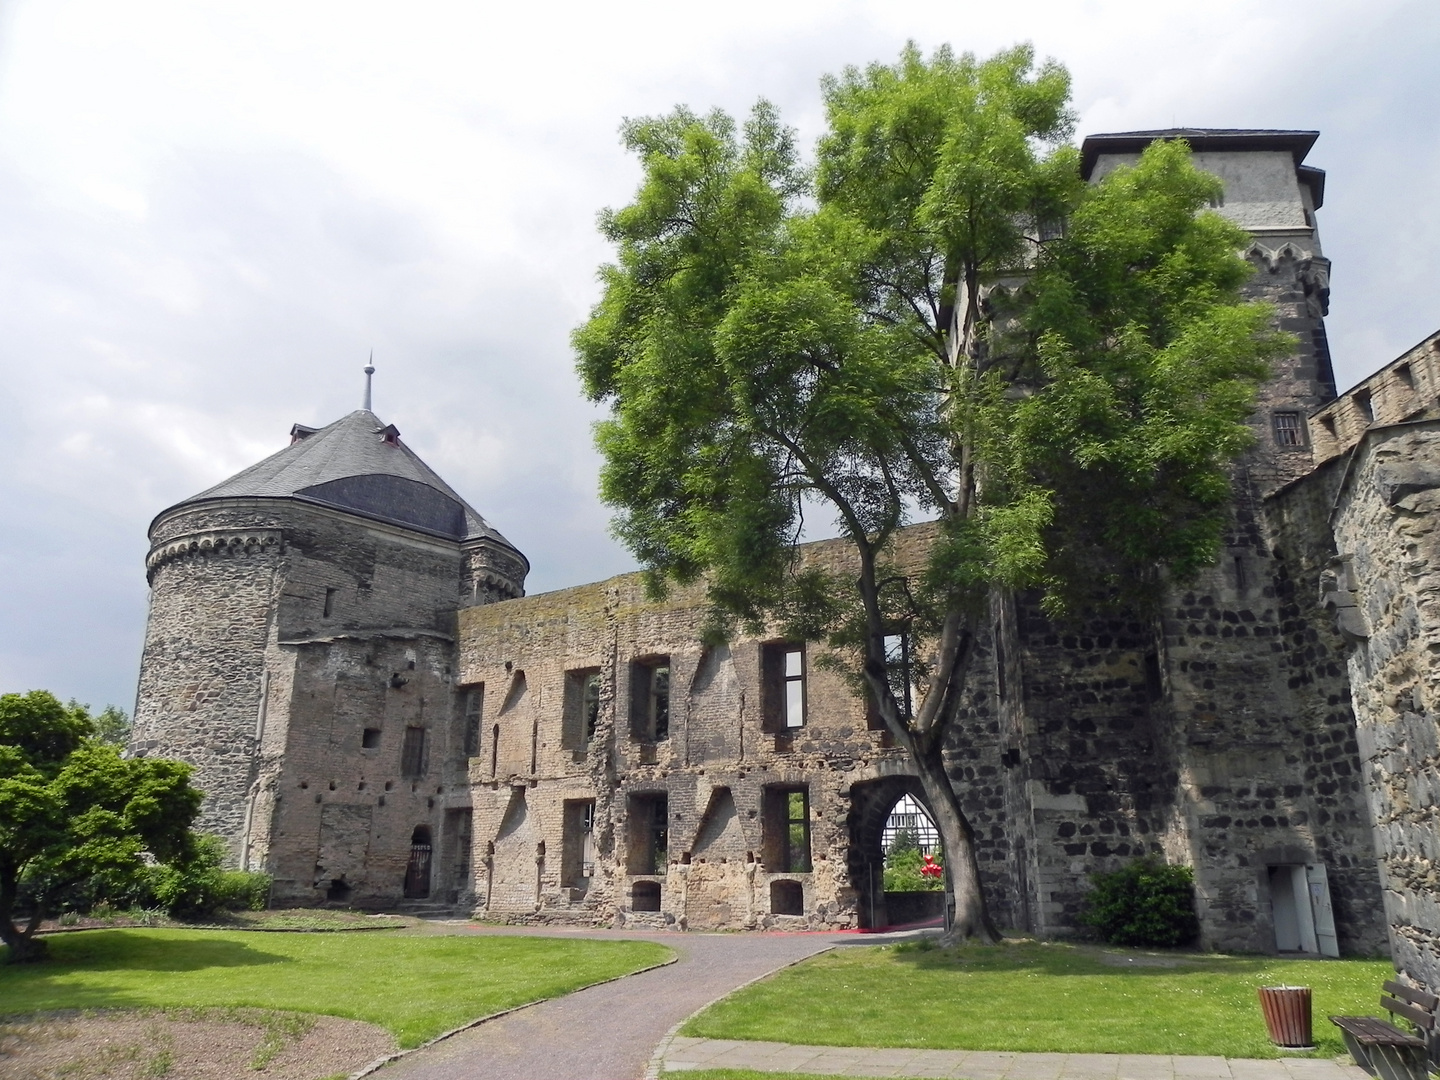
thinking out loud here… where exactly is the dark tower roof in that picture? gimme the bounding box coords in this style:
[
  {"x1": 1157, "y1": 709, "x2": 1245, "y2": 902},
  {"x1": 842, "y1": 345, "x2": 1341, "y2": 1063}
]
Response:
[
  {"x1": 155, "y1": 409, "x2": 524, "y2": 557},
  {"x1": 1080, "y1": 128, "x2": 1324, "y2": 208}
]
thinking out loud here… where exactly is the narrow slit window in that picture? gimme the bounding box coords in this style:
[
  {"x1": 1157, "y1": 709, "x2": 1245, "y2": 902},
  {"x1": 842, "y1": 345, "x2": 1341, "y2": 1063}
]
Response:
[
  {"x1": 322, "y1": 587, "x2": 336, "y2": 619},
  {"x1": 463, "y1": 685, "x2": 484, "y2": 758}
]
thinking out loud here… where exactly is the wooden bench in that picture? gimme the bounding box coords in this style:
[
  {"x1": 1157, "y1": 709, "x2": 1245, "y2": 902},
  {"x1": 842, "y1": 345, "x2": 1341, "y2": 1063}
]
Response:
[{"x1": 1331, "y1": 980, "x2": 1437, "y2": 1080}]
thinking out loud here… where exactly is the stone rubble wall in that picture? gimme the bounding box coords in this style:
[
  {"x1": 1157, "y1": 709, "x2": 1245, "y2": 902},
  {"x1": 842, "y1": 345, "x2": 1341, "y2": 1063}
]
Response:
[{"x1": 1332, "y1": 423, "x2": 1440, "y2": 991}]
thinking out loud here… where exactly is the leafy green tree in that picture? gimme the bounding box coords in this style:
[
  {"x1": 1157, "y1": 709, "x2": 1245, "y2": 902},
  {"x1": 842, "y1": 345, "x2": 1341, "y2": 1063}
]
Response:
[
  {"x1": 91, "y1": 704, "x2": 132, "y2": 746},
  {"x1": 0, "y1": 691, "x2": 201, "y2": 962},
  {"x1": 575, "y1": 43, "x2": 1287, "y2": 942}
]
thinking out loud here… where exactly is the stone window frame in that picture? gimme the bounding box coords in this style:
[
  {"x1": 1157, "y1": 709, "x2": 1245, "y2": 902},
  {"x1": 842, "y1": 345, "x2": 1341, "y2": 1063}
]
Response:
[
  {"x1": 1271, "y1": 409, "x2": 1307, "y2": 449},
  {"x1": 762, "y1": 785, "x2": 812, "y2": 874},
  {"x1": 461, "y1": 684, "x2": 484, "y2": 758},
  {"x1": 400, "y1": 725, "x2": 428, "y2": 777},
  {"x1": 562, "y1": 667, "x2": 602, "y2": 751},
  {"x1": 562, "y1": 798, "x2": 597, "y2": 888},
  {"x1": 625, "y1": 790, "x2": 668, "y2": 875},
  {"x1": 629, "y1": 656, "x2": 671, "y2": 743},
  {"x1": 761, "y1": 642, "x2": 807, "y2": 732}
]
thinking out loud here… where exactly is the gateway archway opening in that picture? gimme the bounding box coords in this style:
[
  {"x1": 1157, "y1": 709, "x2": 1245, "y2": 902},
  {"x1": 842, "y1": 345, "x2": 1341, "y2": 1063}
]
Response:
[{"x1": 847, "y1": 777, "x2": 948, "y2": 930}]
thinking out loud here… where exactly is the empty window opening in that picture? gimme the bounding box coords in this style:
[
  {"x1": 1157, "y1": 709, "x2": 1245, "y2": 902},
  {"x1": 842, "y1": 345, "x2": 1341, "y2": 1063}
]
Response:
[
  {"x1": 564, "y1": 668, "x2": 602, "y2": 750},
  {"x1": 626, "y1": 792, "x2": 668, "y2": 875},
  {"x1": 762, "y1": 643, "x2": 806, "y2": 730},
  {"x1": 562, "y1": 799, "x2": 597, "y2": 888},
  {"x1": 1144, "y1": 652, "x2": 1164, "y2": 702},
  {"x1": 361, "y1": 727, "x2": 381, "y2": 749},
  {"x1": 631, "y1": 658, "x2": 670, "y2": 741},
  {"x1": 490, "y1": 724, "x2": 500, "y2": 778},
  {"x1": 1354, "y1": 389, "x2": 1375, "y2": 423},
  {"x1": 770, "y1": 880, "x2": 804, "y2": 916},
  {"x1": 463, "y1": 685, "x2": 484, "y2": 758},
  {"x1": 881, "y1": 793, "x2": 939, "y2": 855},
  {"x1": 1272, "y1": 411, "x2": 1304, "y2": 447},
  {"x1": 404, "y1": 825, "x2": 432, "y2": 900},
  {"x1": 1396, "y1": 362, "x2": 1415, "y2": 389},
  {"x1": 1319, "y1": 414, "x2": 1337, "y2": 438},
  {"x1": 1234, "y1": 557, "x2": 1248, "y2": 590},
  {"x1": 763, "y1": 787, "x2": 812, "y2": 873},
  {"x1": 322, "y1": 587, "x2": 336, "y2": 619},
  {"x1": 631, "y1": 880, "x2": 662, "y2": 912},
  {"x1": 325, "y1": 878, "x2": 351, "y2": 903},
  {"x1": 401, "y1": 726, "x2": 427, "y2": 778},
  {"x1": 994, "y1": 622, "x2": 1008, "y2": 701}
]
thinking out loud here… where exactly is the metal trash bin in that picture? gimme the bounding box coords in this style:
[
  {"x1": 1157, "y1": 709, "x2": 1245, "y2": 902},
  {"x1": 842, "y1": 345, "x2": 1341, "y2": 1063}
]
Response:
[{"x1": 1259, "y1": 985, "x2": 1314, "y2": 1049}]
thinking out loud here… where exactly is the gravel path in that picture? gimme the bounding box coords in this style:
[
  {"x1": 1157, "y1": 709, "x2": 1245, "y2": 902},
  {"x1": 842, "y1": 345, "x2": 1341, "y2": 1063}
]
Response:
[{"x1": 373, "y1": 925, "x2": 845, "y2": 1080}]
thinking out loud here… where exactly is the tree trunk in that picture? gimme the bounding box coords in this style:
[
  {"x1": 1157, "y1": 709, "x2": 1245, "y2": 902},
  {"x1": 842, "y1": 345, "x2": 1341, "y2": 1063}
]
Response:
[
  {"x1": 911, "y1": 738, "x2": 1000, "y2": 944},
  {"x1": 0, "y1": 914, "x2": 49, "y2": 964}
]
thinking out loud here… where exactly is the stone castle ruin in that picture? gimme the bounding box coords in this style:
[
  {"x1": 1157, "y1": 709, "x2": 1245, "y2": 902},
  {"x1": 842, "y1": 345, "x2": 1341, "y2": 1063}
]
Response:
[{"x1": 131, "y1": 129, "x2": 1440, "y2": 998}]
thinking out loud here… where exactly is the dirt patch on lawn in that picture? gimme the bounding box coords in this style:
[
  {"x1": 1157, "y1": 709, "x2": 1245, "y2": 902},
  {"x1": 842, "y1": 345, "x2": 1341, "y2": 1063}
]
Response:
[{"x1": 0, "y1": 1008, "x2": 396, "y2": 1080}]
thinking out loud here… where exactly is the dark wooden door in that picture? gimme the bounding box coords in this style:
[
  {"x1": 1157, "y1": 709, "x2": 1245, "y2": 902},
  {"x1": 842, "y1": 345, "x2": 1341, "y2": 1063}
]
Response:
[{"x1": 404, "y1": 840, "x2": 432, "y2": 899}]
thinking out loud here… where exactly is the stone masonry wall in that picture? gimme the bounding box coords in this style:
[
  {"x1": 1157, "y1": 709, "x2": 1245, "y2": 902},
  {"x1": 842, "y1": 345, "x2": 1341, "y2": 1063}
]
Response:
[
  {"x1": 1332, "y1": 423, "x2": 1440, "y2": 992},
  {"x1": 456, "y1": 524, "x2": 1013, "y2": 931}
]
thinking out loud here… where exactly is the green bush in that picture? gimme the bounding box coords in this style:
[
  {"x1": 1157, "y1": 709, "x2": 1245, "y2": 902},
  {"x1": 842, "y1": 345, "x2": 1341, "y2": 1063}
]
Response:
[
  {"x1": 883, "y1": 844, "x2": 945, "y2": 892},
  {"x1": 1080, "y1": 857, "x2": 1199, "y2": 947},
  {"x1": 147, "y1": 835, "x2": 269, "y2": 917}
]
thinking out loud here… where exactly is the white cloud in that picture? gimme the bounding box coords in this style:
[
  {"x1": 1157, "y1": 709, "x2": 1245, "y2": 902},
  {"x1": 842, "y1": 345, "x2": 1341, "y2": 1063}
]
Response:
[{"x1": 1, "y1": 0, "x2": 1436, "y2": 709}]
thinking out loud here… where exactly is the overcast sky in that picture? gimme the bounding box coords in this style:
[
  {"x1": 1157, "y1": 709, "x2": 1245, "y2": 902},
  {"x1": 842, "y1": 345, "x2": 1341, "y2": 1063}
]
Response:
[{"x1": 1, "y1": 0, "x2": 1436, "y2": 714}]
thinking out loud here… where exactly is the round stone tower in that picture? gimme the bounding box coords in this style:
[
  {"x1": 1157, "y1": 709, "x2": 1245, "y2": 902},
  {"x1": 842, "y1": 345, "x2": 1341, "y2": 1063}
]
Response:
[{"x1": 132, "y1": 403, "x2": 526, "y2": 884}]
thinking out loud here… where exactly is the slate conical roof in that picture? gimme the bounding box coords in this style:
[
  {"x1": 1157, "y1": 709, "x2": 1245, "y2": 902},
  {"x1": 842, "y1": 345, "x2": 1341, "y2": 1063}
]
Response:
[{"x1": 159, "y1": 409, "x2": 521, "y2": 555}]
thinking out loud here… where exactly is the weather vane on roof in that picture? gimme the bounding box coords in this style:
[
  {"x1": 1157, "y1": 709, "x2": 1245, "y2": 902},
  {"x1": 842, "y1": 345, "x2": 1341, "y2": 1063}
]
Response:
[{"x1": 363, "y1": 352, "x2": 375, "y2": 412}]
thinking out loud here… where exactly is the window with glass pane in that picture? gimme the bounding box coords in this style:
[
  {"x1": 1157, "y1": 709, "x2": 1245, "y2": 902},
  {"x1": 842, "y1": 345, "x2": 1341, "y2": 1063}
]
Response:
[
  {"x1": 883, "y1": 631, "x2": 913, "y2": 717},
  {"x1": 784, "y1": 648, "x2": 804, "y2": 727}
]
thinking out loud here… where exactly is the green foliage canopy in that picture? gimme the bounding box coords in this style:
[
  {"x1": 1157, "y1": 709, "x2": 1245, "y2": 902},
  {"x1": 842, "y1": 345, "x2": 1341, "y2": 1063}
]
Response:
[
  {"x1": 576, "y1": 43, "x2": 1285, "y2": 644},
  {"x1": 576, "y1": 41, "x2": 1290, "y2": 940},
  {"x1": 0, "y1": 690, "x2": 203, "y2": 961}
]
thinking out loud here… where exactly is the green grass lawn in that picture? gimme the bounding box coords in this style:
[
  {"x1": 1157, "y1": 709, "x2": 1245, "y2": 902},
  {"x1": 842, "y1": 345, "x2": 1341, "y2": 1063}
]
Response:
[
  {"x1": 682, "y1": 941, "x2": 1393, "y2": 1059},
  {"x1": 0, "y1": 928, "x2": 671, "y2": 1048}
]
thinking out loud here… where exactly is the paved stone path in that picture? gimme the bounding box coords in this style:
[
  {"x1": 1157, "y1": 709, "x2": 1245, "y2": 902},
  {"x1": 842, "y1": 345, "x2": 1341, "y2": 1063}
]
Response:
[
  {"x1": 375, "y1": 923, "x2": 1369, "y2": 1080},
  {"x1": 374, "y1": 924, "x2": 843, "y2": 1080},
  {"x1": 659, "y1": 1038, "x2": 1370, "y2": 1080}
]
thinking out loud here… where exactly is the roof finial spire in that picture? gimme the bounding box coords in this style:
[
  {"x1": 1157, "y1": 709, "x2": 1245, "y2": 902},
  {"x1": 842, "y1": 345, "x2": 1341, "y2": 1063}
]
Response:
[{"x1": 363, "y1": 352, "x2": 375, "y2": 412}]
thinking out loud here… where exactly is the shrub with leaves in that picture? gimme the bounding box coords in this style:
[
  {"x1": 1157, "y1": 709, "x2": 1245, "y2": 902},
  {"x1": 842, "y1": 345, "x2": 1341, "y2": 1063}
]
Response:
[
  {"x1": 148, "y1": 834, "x2": 270, "y2": 917},
  {"x1": 884, "y1": 845, "x2": 945, "y2": 892},
  {"x1": 1080, "y1": 857, "x2": 1200, "y2": 947}
]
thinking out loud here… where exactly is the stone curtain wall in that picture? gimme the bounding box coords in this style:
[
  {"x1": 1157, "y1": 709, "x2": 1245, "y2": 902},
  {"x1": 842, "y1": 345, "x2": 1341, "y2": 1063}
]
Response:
[
  {"x1": 1333, "y1": 423, "x2": 1440, "y2": 991},
  {"x1": 456, "y1": 525, "x2": 1009, "y2": 931}
]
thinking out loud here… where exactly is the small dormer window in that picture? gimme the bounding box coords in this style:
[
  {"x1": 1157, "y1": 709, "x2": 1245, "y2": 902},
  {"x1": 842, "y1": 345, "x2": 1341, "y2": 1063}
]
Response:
[
  {"x1": 289, "y1": 423, "x2": 318, "y2": 444},
  {"x1": 380, "y1": 424, "x2": 401, "y2": 445}
]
